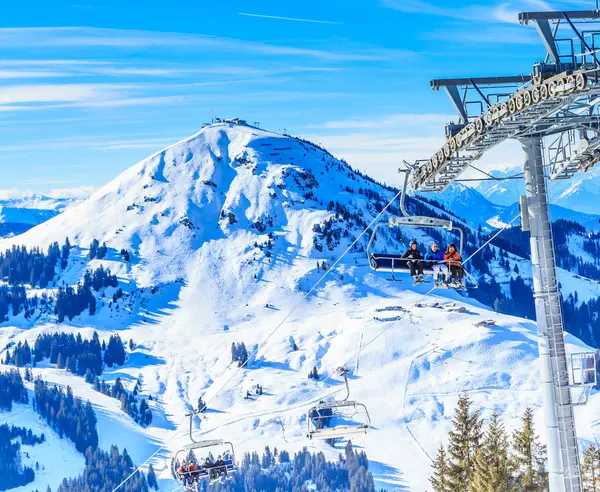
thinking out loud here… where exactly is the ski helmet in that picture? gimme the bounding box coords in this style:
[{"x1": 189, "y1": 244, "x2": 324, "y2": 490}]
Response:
[{"x1": 409, "y1": 240, "x2": 417, "y2": 246}]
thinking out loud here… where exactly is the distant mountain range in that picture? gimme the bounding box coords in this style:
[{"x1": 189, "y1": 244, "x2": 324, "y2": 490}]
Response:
[
  {"x1": 471, "y1": 165, "x2": 600, "y2": 216},
  {"x1": 0, "y1": 192, "x2": 87, "y2": 237},
  {"x1": 420, "y1": 182, "x2": 600, "y2": 232}
]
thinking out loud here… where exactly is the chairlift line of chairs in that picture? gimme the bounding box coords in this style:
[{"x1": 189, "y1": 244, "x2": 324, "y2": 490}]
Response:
[
  {"x1": 367, "y1": 169, "x2": 478, "y2": 289},
  {"x1": 172, "y1": 366, "x2": 372, "y2": 489}
]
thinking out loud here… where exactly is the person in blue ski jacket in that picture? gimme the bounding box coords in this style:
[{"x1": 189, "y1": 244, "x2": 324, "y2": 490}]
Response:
[
  {"x1": 401, "y1": 240, "x2": 424, "y2": 280},
  {"x1": 425, "y1": 242, "x2": 447, "y2": 286}
]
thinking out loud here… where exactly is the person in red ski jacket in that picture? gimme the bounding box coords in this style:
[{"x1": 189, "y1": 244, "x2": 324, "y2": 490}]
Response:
[{"x1": 444, "y1": 243, "x2": 464, "y2": 286}]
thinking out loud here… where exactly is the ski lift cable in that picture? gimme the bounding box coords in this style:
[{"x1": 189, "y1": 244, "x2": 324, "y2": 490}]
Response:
[
  {"x1": 206, "y1": 182, "x2": 567, "y2": 453},
  {"x1": 198, "y1": 187, "x2": 405, "y2": 411},
  {"x1": 112, "y1": 186, "x2": 404, "y2": 492},
  {"x1": 146, "y1": 205, "x2": 522, "y2": 485},
  {"x1": 114, "y1": 176, "x2": 559, "y2": 492}
]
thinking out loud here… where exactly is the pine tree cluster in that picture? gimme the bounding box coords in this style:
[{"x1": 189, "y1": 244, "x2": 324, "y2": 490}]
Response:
[
  {"x1": 0, "y1": 424, "x2": 44, "y2": 490},
  {"x1": 55, "y1": 266, "x2": 118, "y2": 322},
  {"x1": 192, "y1": 442, "x2": 373, "y2": 492},
  {"x1": 33, "y1": 331, "x2": 126, "y2": 376},
  {"x1": 33, "y1": 378, "x2": 99, "y2": 453},
  {"x1": 3, "y1": 340, "x2": 32, "y2": 367},
  {"x1": 430, "y1": 396, "x2": 548, "y2": 492},
  {"x1": 88, "y1": 239, "x2": 108, "y2": 260},
  {"x1": 0, "y1": 369, "x2": 28, "y2": 411},
  {"x1": 120, "y1": 249, "x2": 131, "y2": 262},
  {"x1": 0, "y1": 284, "x2": 29, "y2": 320},
  {"x1": 0, "y1": 242, "x2": 65, "y2": 287},
  {"x1": 56, "y1": 445, "x2": 149, "y2": 492},
  {"x1": 103, "y1": 334, "x2": 126, "y2": 367},
  {"x1": 231, "y1": 342, "x2": 249, "y2": 367},
  {"x1": 92, "y1": 377, "x2": 152, "y2": 427},
  {"x1": 582, "y1": 443, "x2": 600, "y2": 490}
]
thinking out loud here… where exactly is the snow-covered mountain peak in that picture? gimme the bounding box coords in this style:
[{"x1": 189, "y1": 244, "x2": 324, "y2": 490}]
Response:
[{"x1": 2, "y1": 123, "x2": 600, "y2": 491}]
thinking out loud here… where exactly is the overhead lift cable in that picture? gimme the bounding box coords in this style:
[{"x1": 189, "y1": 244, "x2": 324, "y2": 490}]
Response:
[
  {"x1": 112, "y1": 186, "x2": 404, "y2": 492},
  {"x1": 115, "y1": 173, "x2": 549, "y2": 492}
]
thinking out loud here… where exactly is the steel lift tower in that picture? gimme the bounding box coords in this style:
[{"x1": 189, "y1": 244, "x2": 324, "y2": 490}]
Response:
[{"x1": 408, "y1": 9, "x2": 600, "y2": 492}]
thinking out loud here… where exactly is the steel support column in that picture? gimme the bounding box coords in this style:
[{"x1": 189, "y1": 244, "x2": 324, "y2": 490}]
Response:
[{"x1": 522, "y1": 137, "x2": 581, "y2": 492}]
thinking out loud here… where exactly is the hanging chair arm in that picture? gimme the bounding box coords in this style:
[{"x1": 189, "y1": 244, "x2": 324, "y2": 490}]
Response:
[
  {"x1": 453, "y1": 226, "x2": 465, "y2": 256},
  {"x1": 400, "y1": 169, "x2": 411, "y2": 218},
  {"x1": 342, "y1": 370, "x2": 350, "y2": 401},
  {"x1": 366, "y1": 222, "x2": 388, "y2": 261}
]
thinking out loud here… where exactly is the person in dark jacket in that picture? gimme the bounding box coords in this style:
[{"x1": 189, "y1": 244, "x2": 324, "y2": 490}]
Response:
[
  {"x1": 214, "y1": 455, "x2": 227, "y2": 477},
  {"x1": 401, "y1": 240, "x2": 424, "y2": 280},
  {"x1": 424, "y1": 242, "x2": 447, "y2": 286},
  {"x1": 444, "y1": 243, "x2": 464, "y2": 287}
]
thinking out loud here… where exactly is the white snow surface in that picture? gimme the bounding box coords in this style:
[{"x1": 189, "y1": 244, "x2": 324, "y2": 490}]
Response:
[{"x1": 1, "y1": 122, "x2": 600, "y2": 491}]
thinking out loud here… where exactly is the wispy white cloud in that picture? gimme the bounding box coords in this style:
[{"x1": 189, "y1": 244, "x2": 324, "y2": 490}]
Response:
[
  {"x1": 0, "y1": 27, "x2": 403, "y2": 62},
  {"x1": 238, "y1": 12, "x2": 343, "y2": 25},
  {"x1": 308, "y1": 113, "x2": 454, "y2": 130},
  {"x1": 0, "y1": 70, "x2": 70, "y2": 79},
  {"x1": 382, "y1": 0, "x2": 552, "y2": 24},
  {"x1": 0, "y1": 134, "x2": 182, "y2": 153},
  {"x1": 65, "y1": 95, "x2": 185, "y2": 108},
  {"x1": 22, "y1": 178, "x2": 86, "y2": 186},
  {"x1": 48, "y1": 186, "x2": 97, "y2": 198},
  {"x1": 423, "y1": 25, "x2": 539, "y2": 45},
  {"x1": 0, "y1": 59, "x2": 114, "y2": 66},
  {"x1": 0, "y1": 83, "x2": 132, "y2": 105},
  {"x1": 0, "y1": 186, "x2": 96, "y2": 200},
  {"x1": 88, "y1": 137, "x2": 179, "y2": 150}
]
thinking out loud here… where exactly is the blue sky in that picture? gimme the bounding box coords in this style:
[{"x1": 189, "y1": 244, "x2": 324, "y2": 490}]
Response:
[{"x1": 0, "y1": 0, "x2": 592, "y2": 194}]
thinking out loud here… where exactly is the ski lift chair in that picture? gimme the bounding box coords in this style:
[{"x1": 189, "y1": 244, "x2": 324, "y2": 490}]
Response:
[
  {"x1": 171, "y1": 413, "x2": 237, "y2": 489},
  {"x1": 307, "y1": 367, "x2": 371, "y2": 440},
  {"x1": 570, "y1": 352, "x2": 597, "y2": 405},
  {"x1": 367, "y1": 170, "x2": 478, "y2": 289}
]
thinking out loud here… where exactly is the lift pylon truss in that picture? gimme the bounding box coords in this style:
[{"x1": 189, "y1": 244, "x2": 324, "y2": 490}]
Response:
[
  {"x1": 412, "y1": 69, "x2": 600, "y2": 192},
  {"x1": 405, "y1": 8, "x2": 600, "y2": 492}
]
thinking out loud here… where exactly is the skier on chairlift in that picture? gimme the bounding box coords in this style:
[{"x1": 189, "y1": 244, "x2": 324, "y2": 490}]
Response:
[
  {"x1": 445, "y1": 243, "x2": 464, "y2": 288},
  {"x1": 425, "y1": 241, "x2": 447, "y2": 287},
  {"x1": 178, "y1": 460, "x2": 189, "y2": 487},
  {"x1": 401, "y1": 240, "x2": 424, "y2": 283}
]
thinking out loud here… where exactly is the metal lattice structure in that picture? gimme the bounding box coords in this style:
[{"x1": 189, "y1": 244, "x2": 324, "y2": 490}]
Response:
[{"x1": 407, "y1": 9, "x2": 600, "y2": 492}]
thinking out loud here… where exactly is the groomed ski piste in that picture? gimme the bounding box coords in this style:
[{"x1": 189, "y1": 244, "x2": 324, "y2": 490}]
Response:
[{"x1": 1, "y1": 121, "x2": 599, "y2": 491}]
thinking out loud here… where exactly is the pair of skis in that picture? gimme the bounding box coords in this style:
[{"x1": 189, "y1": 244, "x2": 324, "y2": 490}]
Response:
[{"x1": 412, "y1": 275, "x2": 465, "y2": 290}]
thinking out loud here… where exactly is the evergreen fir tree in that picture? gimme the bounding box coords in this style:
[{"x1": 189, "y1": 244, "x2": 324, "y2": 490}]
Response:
[
  {"x1": 511, "y1": 407, "x2": 548, "y2": 491},
  {"x1": 582, "y1": 443, "x2": 600, "y2": 491},
  {"x1": 446, "y1": 395, "x2": 483, "y2": 491},
  {"x1": 472, "y1": 410, "x2": 514, "y2": 492},
  {"x1": 430, "y1": 444, "x2": 451, "y2": 492},
  {"x1": 147, "y1": 463, "x2": 158, "y2": 490}
]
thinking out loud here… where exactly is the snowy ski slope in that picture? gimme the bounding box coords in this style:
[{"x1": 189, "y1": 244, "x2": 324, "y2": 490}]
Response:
[{"x1": 1, "y1": 121, "x2": 599, "y2": 491}]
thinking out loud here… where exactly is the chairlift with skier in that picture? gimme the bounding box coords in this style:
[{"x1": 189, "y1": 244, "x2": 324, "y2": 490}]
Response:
[
  {"x1": 171, "y1": 412, "x2": 237, "y2": 489},
  {"x1": 366, "y1": 170, "x2": 478, "y2": 289}
]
